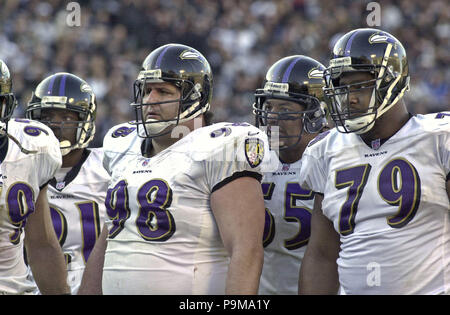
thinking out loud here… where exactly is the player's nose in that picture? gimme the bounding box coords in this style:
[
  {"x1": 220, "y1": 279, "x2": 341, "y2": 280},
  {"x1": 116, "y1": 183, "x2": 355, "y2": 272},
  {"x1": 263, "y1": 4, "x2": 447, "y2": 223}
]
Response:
[{"x1": 144, "y1": 89, "x2": 161, "y2": 104}]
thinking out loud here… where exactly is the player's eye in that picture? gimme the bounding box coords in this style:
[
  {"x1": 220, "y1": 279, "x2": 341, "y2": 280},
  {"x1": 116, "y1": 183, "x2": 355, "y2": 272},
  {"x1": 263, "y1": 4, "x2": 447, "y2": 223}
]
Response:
[
  {"x1": 263, "y1": 103, "x2": 272, "y2": 111},
  {"x1": 160, "y1": 89, "x2": 173, "y2": 95}
]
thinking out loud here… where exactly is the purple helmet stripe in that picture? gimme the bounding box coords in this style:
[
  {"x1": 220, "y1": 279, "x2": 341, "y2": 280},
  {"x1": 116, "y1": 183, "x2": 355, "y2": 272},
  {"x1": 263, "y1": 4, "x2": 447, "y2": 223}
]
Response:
[
  {"x1": 282, "y1": 56, "x2": 302, "y2": 83},
  {"x1": 47, "y1": 75, "x2": 57, "y2": 95},
  {"x1": 344, "y1": 30, "x2": 360, "y2": 56},
  {"x1": 59, "y1": 74, "x2": 67, "y2": 96},
  {"x1": 155, "y1": 45, "x2": 171, "y2": 68}
]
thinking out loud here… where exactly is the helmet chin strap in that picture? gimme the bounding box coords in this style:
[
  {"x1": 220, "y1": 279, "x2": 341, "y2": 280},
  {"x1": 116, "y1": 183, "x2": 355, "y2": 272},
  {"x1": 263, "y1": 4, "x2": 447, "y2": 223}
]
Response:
[
  {"x1": 139, "y1": 101, "x2": 208, "y2": 137},
  {"x1": 59, "y1": 122, "x2": 94, "y2": 156},
  {"x1": 140, "y1": 119, "x2": 174, "y2": 137},
  {"x1": 60, "y1": 140, "x2": 72, "y2": 156}
]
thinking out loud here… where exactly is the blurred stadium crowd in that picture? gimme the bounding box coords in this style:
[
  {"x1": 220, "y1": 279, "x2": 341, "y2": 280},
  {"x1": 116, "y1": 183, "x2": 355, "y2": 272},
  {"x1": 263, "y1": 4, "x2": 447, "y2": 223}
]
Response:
[{"x1": 0, "y1": 0, "x2": 448, "y2": 146}]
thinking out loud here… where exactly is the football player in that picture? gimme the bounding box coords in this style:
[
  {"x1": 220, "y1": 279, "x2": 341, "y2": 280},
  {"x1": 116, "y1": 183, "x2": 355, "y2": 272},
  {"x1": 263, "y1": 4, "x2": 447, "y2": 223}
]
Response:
[
  {"x1": 0, "y1": 60, "x2": 70, "y2": 294},
  {"x1": 26, "y1": 72, "x2": 110, "y2": 294},
  {"x1": 298, "y1": 28, "x2": 450, "y2": 294},
  {"x1": 253, "y1": 55, "x2": 328, "y2": 294},
  {"x1": 79, "y1": 44, "x2": 272, "y2": 294}
]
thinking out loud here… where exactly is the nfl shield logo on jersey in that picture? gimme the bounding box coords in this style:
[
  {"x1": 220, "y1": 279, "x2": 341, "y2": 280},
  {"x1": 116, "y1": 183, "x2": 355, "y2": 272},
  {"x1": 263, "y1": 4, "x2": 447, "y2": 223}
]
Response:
[
  {"x1": 371, "y1": 138, "x2": 381, "y2": 150},
  {"x1": 245, "y1": 138, "x2": 264, "y2": 168},
  {"x1": 56, "y1": 181, "x2": 66, "y2": 190}
]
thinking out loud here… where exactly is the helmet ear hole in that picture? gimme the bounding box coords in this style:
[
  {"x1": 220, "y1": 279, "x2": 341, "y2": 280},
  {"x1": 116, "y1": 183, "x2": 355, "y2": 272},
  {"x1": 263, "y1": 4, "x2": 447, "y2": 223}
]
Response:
[
  {"x1": 190, "y1": 83, "x2": 202, "y2": 101},
  {"x1": 303, "y1": 100, "x2": 328, "y2": 134}
]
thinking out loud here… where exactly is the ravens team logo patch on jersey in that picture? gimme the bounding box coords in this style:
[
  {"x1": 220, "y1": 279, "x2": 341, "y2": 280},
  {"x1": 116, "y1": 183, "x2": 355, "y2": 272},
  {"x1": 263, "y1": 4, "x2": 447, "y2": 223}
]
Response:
[
  {"x1": 111, "y1": 126, "x2": 136, "y2": 138},
  {"x1": 245, "y1": 138, "x2": 264, "y2": 168}
]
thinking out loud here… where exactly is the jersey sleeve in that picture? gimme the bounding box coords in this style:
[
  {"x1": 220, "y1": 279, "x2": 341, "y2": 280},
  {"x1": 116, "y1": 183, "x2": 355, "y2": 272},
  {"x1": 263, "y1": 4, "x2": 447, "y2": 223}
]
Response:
[
  {"x1": 102, "y1": 123, "x2": 138, "y2": 176},
  {"x1": 103, "y1": 136, "x2": 113, "y2": 176},
  {"x1": 426, "y1": 112, "x2": 450, "y2": 181},
  {"x1": 38, "y1": 134, "x2": 62, "y2": 187},
  {"x1": 437, "y1": 114, "x2": 450, "y2": 179},
  {"x1": 203, "y1": 124, "x2": 275, "y2": 192},
  {"x1": 88, "y1": 147, "x2": 112, "y2": 185},
  {"x1": 26, "y1": 122, "x2": 62, "y2": 187},
  {"x1": 298, "y1": 131, "x2": 330, "y2": 194}
]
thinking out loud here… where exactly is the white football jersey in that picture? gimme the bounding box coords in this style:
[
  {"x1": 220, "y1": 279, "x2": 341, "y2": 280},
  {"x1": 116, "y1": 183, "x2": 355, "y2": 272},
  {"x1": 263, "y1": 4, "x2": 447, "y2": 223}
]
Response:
[
  {"x1": 299, "y1": 113, "x2": 450, "y2": 294},
  {"x1": 0, "y1": 119, "x2": 62, "y2": 294},
  {"x1": 46, "y1": 147, "x2": 109, "y2": 294},
  {"x1": 102, "y1": 122, "x2": 273, "y2": 294},
  {"x1": 259, "y1": 157, "x2": 314, "y2": 295}
]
